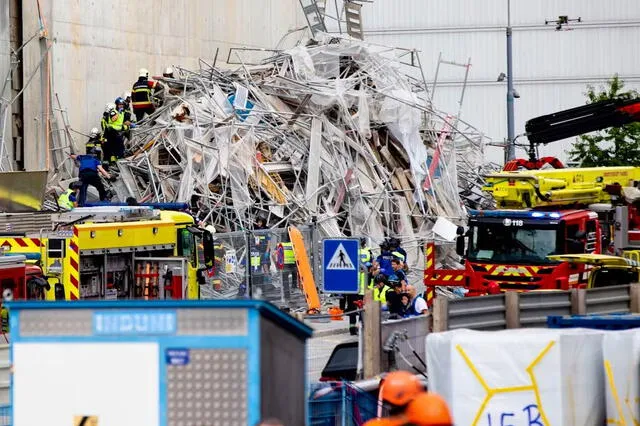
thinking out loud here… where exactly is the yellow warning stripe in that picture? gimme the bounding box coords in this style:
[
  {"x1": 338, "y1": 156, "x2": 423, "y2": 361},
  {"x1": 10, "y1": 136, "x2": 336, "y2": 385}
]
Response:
[
  {"x1": 67, "y1": 234, "x2": 80, "y2": 300},
  {"x1": 456, "y1": 341, "x2": 555, "y2": 426}
]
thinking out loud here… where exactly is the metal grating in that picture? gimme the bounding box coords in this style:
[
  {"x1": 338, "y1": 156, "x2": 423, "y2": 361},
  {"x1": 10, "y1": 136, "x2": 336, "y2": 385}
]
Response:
[
  {"x1": 19, "y1": 309, "x2": 93, "y2": 336},
  {"x1": 167, "y1": 349, "x2": 248, "y2": 426},
  {"x1": 177, "y1": 309, "x2": 248, "y2": 335}
]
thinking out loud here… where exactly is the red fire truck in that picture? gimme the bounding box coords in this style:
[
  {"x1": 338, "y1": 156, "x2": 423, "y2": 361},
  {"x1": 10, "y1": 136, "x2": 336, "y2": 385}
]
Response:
[{"x1": 425, "y1": 98, "x2": 640, "y2": 302}]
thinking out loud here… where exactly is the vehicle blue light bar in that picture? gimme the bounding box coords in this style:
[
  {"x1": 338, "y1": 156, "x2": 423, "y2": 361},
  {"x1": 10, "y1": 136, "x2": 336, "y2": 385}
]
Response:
[
  {"x1": 469, "y1": 209, "x2": 563, "y2": 219},
  {"x1": 4, "y1": 252, "x2": 41, "y2": 260}
]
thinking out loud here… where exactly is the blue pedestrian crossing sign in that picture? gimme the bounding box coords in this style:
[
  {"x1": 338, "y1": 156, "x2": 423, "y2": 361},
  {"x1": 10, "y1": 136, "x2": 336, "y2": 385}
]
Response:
[{"x1": 322, "y1": 238, "x2": 360, "y2": 294}]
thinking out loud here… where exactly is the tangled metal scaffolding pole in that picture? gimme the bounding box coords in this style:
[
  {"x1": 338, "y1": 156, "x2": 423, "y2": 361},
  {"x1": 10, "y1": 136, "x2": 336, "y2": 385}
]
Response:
[{"x1": 54, "y1": 35, "x2": 495, "y2": 273}]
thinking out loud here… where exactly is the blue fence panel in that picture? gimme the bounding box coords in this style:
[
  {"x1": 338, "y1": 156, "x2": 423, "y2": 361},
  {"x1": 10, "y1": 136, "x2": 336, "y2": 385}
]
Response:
[
  {"x1": 0, "y1": 404, "x2": 10, "y2": 426},
  {"x1": 309, "y1": 382, "x2": 382, "y2": 426}
]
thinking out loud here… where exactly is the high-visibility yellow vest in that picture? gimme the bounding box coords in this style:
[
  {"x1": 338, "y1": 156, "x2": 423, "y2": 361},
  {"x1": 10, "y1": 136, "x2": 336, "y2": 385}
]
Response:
[
  {"x1": 281, "y1": 242, "x2": 296, "y2": 265},
  {"x1": 57, "y1": 189, "x2": 75, "y2": 210},
  {"x1": 250, "y1": 250, "x2": 261, "y2": 268},
  {"x1": 106, "y1": 112, "x2": 126, "y2": 132},
  {"x1": 392, "y1": 250, "x2": 405, "y2": 262},
  {"x1": 360, "y1": 248, "x2": 372, "y2": 263},
  {"x1": 374, "y1": 285, "x2": 390, "y2": 303}
]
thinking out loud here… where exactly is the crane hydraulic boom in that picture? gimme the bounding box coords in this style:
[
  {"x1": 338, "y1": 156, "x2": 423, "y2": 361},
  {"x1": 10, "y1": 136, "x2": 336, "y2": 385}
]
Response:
[
  {"x1": 483, "y1": 166, "x2": 640, "y2": 209},
  {"x1": 504, "y1": 97, "x2": 640, "y2": 170}
]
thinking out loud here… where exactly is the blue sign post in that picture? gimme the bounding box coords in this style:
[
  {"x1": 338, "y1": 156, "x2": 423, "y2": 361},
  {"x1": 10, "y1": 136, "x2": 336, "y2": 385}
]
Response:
[{"x1": 322, "y1": 238, "x2": 360, "y2": 294}]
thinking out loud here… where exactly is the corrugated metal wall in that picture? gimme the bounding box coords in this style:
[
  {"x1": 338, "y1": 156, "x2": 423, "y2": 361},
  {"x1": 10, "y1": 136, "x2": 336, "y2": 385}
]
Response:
[{"x1": 361, "y1": 0, "x2": 640, "y2": 163}]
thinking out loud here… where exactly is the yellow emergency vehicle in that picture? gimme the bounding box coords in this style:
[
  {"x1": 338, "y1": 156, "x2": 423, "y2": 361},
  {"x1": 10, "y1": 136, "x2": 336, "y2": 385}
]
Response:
[
  {"x1": 0, "y1": 206, "x2": 213, "y2": 301},
  {"x1": 547, "y1": 253, "x2": 640, "y2": 289}
]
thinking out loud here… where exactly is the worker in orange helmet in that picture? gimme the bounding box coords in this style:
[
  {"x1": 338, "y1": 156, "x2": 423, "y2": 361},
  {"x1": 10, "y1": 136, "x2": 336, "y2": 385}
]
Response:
[
  {"x1": 403, "y1": 392, "x2": 454, "y2": 426},
  {"x1": 363, "y1": 370, "x2": 425, "y2": 426},
  {"x1": 363, "y1": 418, "x2": 407, "y2": 426},
  {"x1": 380, "y1": 371, "x2": 425, "y2": 414}
]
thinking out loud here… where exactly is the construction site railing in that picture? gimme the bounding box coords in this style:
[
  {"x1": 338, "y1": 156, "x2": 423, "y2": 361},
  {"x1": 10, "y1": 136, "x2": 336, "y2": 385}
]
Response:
[
  {"x1": 201, "y1": 225, "x2": 323, "y2": 310},
  {"x1": 432, "y1": 284, "x2": 640, "y2": 331}
]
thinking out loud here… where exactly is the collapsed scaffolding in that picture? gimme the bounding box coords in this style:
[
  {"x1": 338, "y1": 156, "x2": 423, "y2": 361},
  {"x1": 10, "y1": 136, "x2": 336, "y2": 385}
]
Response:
[{"x1": 51, "y1": 35, "x2": 497, "y2": 275}]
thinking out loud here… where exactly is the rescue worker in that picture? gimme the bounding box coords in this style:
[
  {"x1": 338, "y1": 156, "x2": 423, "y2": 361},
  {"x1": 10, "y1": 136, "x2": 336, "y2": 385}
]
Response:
[
  {"x1": 360, "y1": 236, "x2": 373, "y2": 290},
  {"x1": 100, "y1": 103, "x2": 117, "y2": 167},
  {"x1": 163, "y1": 67, "x2": 174, "y2": 78},
  {"x1": 122, "y1": 91, "x2": 135, "y2": 122},
  {"x1": 389, "y1": 258, "x2": 408, "y2": 292},
  {"x1": 132, "y1": 68, "x2": 162, "y2": 122},
  {"x1": 373, "y1": 274, "x2": 392, "y2": 305},
  {"x1": 102, "y1": 106, "x2": 129, "y2": 164},
  {"x1": 403, "y1": 392, "x2": 454, "y2": 426},
  {"x1": 380, "y1": 371, "x2": 425, "y2": 416},
  {"x1": 69, "y1": 151, "x2": 112, "y2": 206},
  {"x1": 57, "y1": 181, "x2": 82, "y2": 211},
  {"x1": 362, "y1": 371, "x2": 428, "y2": 426},
  {"x1": 85, "y1": 127, "x2": 104, "y2": 160},
  {"x1": 115, "y1": 96, "x2": 135, "y2": 140},
  {"x1": 406, "y1": 285, "x2": 428, "y2": 316},
  {"x1": 389, "y1": 237, "x2": 408, "y2": 265},
  {"x1": 376, "y1": 241, "x2": 394, "y2": 273},
  {"x1": 276, "y1": 237, "x2": 297, "y2": 300},
  {"x1": 250, "y1": 214, "x2": 272, "y2": 294}
]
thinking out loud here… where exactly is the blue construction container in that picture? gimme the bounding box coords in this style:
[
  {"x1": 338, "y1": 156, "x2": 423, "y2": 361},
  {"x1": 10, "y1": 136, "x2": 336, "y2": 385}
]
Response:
[{"x1": 547, "y1": 313, "x2": 640, "y2": 330}]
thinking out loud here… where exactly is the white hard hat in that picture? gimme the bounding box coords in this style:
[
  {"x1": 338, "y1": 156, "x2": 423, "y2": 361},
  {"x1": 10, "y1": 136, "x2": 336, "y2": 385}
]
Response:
[
  {"x1": 104, "y1": 103, "x2": 116, "y2": 113},
  {"x1": 139, "y1": 68, "x2": 149, "y2": 78},
  {"x1": 123, "y1": 91, "x2": 131, "y2": 99},
  {"x1": 163, "y1": 67, "x2": 174, "y2": 76},
  {"x1": 90, "y1": 127, "x2": 100, "y2": 137}
]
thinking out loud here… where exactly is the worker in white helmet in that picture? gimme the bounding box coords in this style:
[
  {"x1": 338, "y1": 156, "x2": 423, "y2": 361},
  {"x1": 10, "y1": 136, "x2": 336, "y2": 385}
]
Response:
[
  {"x1": 157, "y1": 66, "x2": 183, "y2": 95},
  {"x1": 121, "y1": 91, "x2": 136, "y2": 123},
  {"x1": 162, "y1": 67, "x2": 174, "y2": 78},
  {"x1": 131, "y1": 68, "x2": 162, "y2": 122},
  {"x1": 85, "y1": 127, "x2": 104, "y2": 160},
  {"x1": 100, "y1": 103, "x2": 117, "y2": 166}
]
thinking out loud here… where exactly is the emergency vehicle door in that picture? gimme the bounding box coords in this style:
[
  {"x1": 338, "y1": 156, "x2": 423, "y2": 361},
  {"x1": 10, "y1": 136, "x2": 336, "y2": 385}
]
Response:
[
  {"x1": 46, "y1": 237, "x2": 67, "y2": 300},
  {"x1": 132, "y1": 257, "x2": 187, "y2": 299}
]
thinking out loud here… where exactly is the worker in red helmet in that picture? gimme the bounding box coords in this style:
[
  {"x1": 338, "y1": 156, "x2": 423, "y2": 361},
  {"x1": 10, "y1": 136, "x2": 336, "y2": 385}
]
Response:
[
  {"x1": 487, "y1": 281, "x2": 501, "y2": 295},
  {"x1": 403, "y1": 392, "x2": 454, "y2": 426}
]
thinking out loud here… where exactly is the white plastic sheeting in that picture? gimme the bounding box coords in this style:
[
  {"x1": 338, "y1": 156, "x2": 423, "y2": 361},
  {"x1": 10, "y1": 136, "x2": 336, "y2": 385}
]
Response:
[
  {"x1": 602, "y1": 329, "x2": 640, "y2": 425},
  {"x1": 426, "y1": 328, "x2": 606, "y2": 426}
]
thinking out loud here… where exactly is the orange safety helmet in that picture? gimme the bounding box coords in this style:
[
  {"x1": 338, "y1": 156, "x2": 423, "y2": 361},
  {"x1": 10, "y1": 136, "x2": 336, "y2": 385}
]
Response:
[
  {"x1": 404, "y1": 392, "x2": 453, "y2": 426},
  {"x1": 380, "y1": 371, "x2": 425, "y2": 407},
  {"x1": 363, "y1": 417, "x2": 408, "y2": 426}
]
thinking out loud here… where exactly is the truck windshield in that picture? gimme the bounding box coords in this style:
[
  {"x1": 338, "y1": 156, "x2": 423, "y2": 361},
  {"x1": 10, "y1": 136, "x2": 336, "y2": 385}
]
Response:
[{"x1": 468, "y1": 223, "x2": 559, "y2": 264}]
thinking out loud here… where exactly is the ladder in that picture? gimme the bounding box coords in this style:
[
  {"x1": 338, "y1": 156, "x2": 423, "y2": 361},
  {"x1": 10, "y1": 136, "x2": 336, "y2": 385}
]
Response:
[
  {"x1": 344, "y1": 1, "x2": 364, "y2": 40},
  {"x1": 298, "y1": 0, "x2": 327, "y2": 37},
  {"x1": 52, "y1": 206, "x2": 161, "y2": 224}
]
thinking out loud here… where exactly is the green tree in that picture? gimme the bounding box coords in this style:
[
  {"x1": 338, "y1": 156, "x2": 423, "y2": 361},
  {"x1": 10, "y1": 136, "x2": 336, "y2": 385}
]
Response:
[{"x1": 568, "y1": 74, "x2": 640, "y2": 166}]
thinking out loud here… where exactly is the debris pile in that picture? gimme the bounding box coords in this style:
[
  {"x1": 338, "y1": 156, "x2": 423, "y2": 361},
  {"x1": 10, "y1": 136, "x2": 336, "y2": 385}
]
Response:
[{"x1": 67, "y1": 36, "x2": 495, "y2": 269}]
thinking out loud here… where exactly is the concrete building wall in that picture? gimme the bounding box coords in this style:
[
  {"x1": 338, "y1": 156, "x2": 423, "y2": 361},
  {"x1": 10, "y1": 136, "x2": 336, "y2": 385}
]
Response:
[
  {"x1": 361, "y1": 0, "x2": 640, "y2": 164},
  {"x1": 20, "y1": 0, "x2": 305, "y2": 170}
]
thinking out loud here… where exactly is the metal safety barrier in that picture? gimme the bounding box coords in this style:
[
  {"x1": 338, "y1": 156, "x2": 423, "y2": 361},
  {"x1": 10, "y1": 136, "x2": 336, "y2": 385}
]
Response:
[
  {"x1": 585, "y1": 285, "x2": 631, "y2": 315},
  {"x1": 431, "y1": 284, "x2": 640, "y2": 332},
  {"x1": 447, "y1": 293, "x2": 507, "y2": 330},
  {"x1": 519, "y1": 291, "x2": 572, "y2": 328}
]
